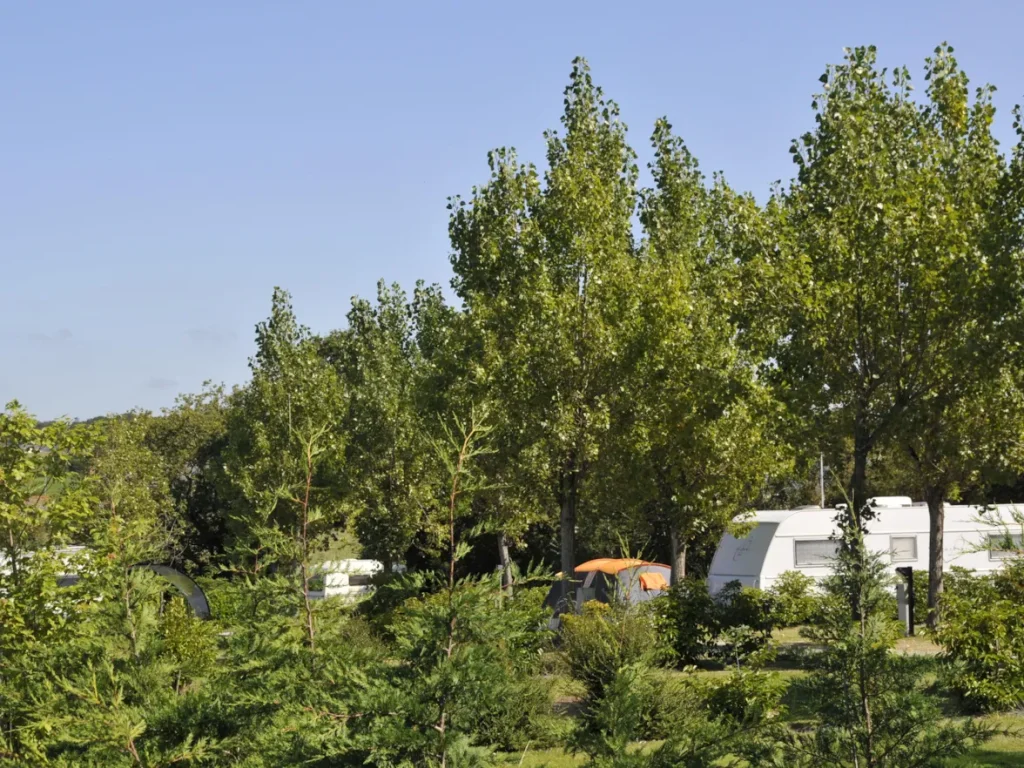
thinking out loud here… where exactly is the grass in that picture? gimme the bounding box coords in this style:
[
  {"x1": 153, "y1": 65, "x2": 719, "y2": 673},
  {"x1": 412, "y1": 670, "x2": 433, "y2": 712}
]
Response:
[
  {"x1": 523, "y1": 640, "x2": 1024, "y2": 767},
  {"x1": 499, "y1": 715, "x2": 1024, "y2": 767},
  {"x1": 773, "y1": 624, "x2": 940, "y2": 654}
]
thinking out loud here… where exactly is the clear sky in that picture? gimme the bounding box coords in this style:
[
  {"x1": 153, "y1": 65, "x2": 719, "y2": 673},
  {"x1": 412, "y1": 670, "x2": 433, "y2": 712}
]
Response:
[{"x1": 3, "y1": 1, "x2": 1023, "y2": 420}]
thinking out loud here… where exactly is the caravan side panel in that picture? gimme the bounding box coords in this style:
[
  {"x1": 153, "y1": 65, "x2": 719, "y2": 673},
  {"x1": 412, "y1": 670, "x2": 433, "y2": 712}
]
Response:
[{"x1": 708, "y1": 523, "x2": 778, "y2": 594}]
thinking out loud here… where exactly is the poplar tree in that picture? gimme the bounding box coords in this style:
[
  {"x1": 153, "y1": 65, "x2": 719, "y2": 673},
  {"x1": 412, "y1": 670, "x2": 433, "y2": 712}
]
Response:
[{"x1": 450, "y1": 58, "x2": 639, "y2": 580}]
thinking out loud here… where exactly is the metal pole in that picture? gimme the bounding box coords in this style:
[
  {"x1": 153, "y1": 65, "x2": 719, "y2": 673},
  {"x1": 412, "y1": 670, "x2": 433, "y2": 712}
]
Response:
[
  {"x1": 820, "y1": 454, "x2": 826, "y2": 508},
  {"x1": 896, "y1": 567, "x2": 914, "y2": 636}
]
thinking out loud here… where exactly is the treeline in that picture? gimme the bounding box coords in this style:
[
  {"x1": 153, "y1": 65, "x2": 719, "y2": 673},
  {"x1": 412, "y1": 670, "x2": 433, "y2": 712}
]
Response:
[
  {"x1": 2, "y1": 43, "x2": 1024, "y2": 765},
  {"x1": 16, "y1": 44, "x2": 1024, "y2": 610}
]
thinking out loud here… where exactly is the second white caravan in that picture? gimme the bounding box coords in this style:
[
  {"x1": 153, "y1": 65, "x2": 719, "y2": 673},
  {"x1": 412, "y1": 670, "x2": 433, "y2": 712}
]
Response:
[{"x1": 707, "y1": 499, "x2": 1023, "y2": 594}]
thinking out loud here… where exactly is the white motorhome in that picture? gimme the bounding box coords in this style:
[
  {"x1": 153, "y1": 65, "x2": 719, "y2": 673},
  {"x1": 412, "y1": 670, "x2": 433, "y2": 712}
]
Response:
[{"x1": 707, "y1": 498, "x2": 1023, "y2": 594}]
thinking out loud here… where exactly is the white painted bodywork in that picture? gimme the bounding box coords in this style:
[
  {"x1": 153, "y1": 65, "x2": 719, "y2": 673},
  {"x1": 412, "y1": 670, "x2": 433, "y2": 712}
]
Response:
[
  {"x1": 316, "y1": 559, "x2": 405, "y2": 601},
  {"x1": 707, "y1": 503, "x2": 1022, "y2": 594}
]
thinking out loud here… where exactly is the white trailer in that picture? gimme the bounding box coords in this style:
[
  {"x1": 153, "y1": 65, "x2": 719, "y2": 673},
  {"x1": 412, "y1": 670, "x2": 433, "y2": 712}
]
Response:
[
  {"x1": 707, "y1": 498, "x2": 1023, "y2": 594},
  {"x1": 311, "y1": 559, "x2": 405, "y2": 602}
]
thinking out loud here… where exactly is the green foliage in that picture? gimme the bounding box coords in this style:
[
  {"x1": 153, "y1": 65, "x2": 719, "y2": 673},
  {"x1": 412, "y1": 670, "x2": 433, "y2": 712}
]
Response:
[
  {"x1": 783, "y1": 502, "x2": 993, "y2": 767},
  {"x1": 657, "y1": 579, "x2": 719, "y2": 663},
  {"x1": 564, "y1": 603, "x2": 788, "y2": 767},
  {"x1": 595, "y1": 116, "x2": 788, "y2": 575},
  {"x1": 561, "y1": 601, "x2": 661, "y2": 700},
  {"x1": 769, "y1": 570, "x2": 819, "y2": 627},
  {"x1": 569, "y1": 662, "x2": 661, "y2": 764},
  {"x1": 161, "y1": 597, "x2": 218, "y2": 688},
  {"x1": 449, "y1": 57, "x2": 642, "y2": 578},
  {"x1": 144, "y1": 386, "x2": 233, "y2": 569},
  {"x1": 714, "y1": 583, "x2": 778, "y2": 659},
  {"x1": 936, "y1": 563, "x2": 1024, "y2": 711},
  {"x1": 322, "y1": 280, "x2": 447, "y2": 569},
  {"x1": 224, "y1": 287, "x2": 349, "y2": 539},
  {"x1": 657, "y1": 579, "x2": 778, "y2": 664}
]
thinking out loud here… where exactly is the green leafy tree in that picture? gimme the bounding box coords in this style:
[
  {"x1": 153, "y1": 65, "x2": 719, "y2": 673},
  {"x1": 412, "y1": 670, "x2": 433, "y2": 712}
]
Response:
[
  {"x1": 321, "y1": 280, "x2": 443, "y2": 571},
  {"x1": 758, "y1": 45, "x2": 1022, "y2": 626},
  {"x1": 891, "y1": 46, "x2": 1024, "y2": 627},
  {"x1": 2, "y1": 404, "x2": 220, "y2": 767},
  {"x1": 143, "y1": 385, "x2": 234, "y2": 569},
  {"x1": 91, "y1": 414, "x2": 182, "y2": 564},
  {"x1": 213, "y1": 290, "x2": 388, "y2": 766},
  {"x1": 379, "y1": 407, "x2": 550, "y2": 767},
  {"x1": 596, "y1": 119, "x2": 786, "y2": 581},
  {"x1": 224, "y1": 287, "x2": 349, "y2": 654},
  {"x1": 0, "y1": 402, "x2": 98, "y2": 764},
  {"x1": 450, "y1": 58, "x2": 640, "y2": 581},
  {"x1": 784, "y1": 499, "x2": 991, "y2": 767}
]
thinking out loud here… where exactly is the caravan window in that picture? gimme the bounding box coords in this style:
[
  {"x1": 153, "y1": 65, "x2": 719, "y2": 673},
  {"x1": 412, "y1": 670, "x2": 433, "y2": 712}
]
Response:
[
  {"x1": 988, "y1": 533, "x2": 1023, "y2": 561},
  {"x1": 890, "y1": 536, "x2": 917, "y2": 562},
  {"x1": 794, "y1": 539, "x2": 838, "y2": 567}
]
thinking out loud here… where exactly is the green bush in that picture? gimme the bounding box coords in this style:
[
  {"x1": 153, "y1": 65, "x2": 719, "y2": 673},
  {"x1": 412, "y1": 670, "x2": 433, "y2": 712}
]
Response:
[
  {"x1": 561, "y1": 600, "x2": 660, "y2": 698},
  {"x1": 936, "y1": 563, "x2": 1024, "y2": 711},
  {"x1": 659, "y1": 579, "x2": 778, "y2": 664},
  {"x1": 769, "y1": 570, "x2": 818, "y2": 626},
  {"x1": 714, "y1": 582, "x2": 778, "y2": 658},
  {"x1": 706, "y1": 664, "x2": 788, "y2": 725},
  {"x1": 659, "y1": 578, "x2": 720, "y2": 663},
  {"x1": 569, "y1": 662, "x2": 663, "y2": 761}
]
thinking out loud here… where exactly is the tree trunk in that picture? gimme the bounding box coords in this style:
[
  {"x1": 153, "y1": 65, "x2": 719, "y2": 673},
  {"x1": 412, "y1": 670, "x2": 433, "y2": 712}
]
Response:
[
  {"x1": 497, "y1": 531, "x2": 513, "y2": 595},
  {"x1": 925, "y1": 487, "x2": 945, "y2": 630},
  {"x1": 670, "y1": 528, "x2": 686, "y2": 585},
  {"x1": 559, "y1": 470, "x2": 577, "y2": 593},
  {"x1": 851, "y1": 434, "x2": 870, "y2": 523}
]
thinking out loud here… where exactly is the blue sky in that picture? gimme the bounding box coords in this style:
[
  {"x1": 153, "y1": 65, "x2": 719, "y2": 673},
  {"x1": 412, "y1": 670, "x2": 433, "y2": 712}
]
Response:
[{"x1": 3, "y1": 1, "x2": 1023, "y2": 420}]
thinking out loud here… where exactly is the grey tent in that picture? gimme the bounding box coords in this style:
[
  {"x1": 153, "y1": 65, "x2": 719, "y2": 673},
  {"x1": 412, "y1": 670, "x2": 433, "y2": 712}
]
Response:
[{"x1": 543, "y1": 558, "x2": 671, "y2": 626}]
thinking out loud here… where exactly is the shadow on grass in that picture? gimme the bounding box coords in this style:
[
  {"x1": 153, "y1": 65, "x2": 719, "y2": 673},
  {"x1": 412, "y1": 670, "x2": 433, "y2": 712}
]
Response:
[{"x1": 945, "y1": 749, "x2": 1024, "y2": 767}]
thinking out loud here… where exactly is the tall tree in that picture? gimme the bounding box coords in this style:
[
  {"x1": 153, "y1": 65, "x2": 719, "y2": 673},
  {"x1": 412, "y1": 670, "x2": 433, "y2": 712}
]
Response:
[
  {"x1": 320, "y1": 280, "x2": 442, "y2": 571},
  {"x1": 762, "y1": 45, "x2": 1019, "y2": 622},
  {"x1": 785, "y1": 491, "x2": 992, "y2": 767},
  {"x1": 894, "y1": 46, "x2": 1024, "y2": 627},
  {"x1": 595, "y1": 119, "x2": 786, "y2": 581},
  {"x1": 450, "y1": 58, "x2": 639, "y2": 581},
  {"x1": 223, "y1": 288, "x2": 348, "y2": 601}
]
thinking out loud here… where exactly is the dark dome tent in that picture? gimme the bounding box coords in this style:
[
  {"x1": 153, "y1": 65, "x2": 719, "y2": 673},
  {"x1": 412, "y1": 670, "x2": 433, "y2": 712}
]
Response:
[{"x1": 544, "y1": 558, "x2": 671, "y2": 626}]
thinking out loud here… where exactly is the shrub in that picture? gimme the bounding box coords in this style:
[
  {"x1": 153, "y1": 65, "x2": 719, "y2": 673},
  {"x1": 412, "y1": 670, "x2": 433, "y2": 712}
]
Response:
[
  {"x1": 660, "y1": 578, "x2": 720, "y2": 663},
  {"x1": 569, "y1": 662, "x2": 662, "y2": 761},
  {"x1": 936, "y1": 564, "x2": 1024, "y2": 711},
  {"x1": 384, "y1": 576, "x2": 557, "y2": 753},
  {"x1": 706, "y1": 663, "x2": 788, "y2": 725},
  {"x1": 714, "y1": 582, "x2": 778, "y2": 658},
  {"x1": 356, "y1": 570, "x2": 435, "y2": 639},
  {"x1": 769, "y1": 570, "x2": 818, "y2": 626},
  {"x1": 659, "y1": 579, "x2": 778, "y2": 664},
  {"x1": 561, "y1": 600, "x2": 660, "y2": 698}
]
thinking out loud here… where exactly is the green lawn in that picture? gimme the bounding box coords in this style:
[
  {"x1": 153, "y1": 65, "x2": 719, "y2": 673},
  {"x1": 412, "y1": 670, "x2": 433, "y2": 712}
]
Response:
[
  {"x1": 500, "y1": 717, "x2": 1024, "y2": 767},
  {"x1": 525, "y1": 649, "x2": 1024, "y2": 767},
  {"x1": 772, "y1": 624, "x2": 941, "y2": 654}
]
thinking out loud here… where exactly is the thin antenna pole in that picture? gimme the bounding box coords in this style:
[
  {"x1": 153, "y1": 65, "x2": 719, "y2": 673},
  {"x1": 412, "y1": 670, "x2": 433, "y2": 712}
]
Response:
[{"x1": 820, "y1": 454, "x2": 826, "y2": 508}]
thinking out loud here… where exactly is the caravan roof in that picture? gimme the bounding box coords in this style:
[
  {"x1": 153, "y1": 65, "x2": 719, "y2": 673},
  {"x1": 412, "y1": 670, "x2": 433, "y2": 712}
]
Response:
[{"x1": 741, "y1": 504, "x2": 1020, "y2": 537}]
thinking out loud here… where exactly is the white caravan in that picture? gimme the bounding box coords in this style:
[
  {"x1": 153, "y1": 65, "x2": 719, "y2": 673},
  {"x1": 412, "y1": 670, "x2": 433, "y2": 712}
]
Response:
[{"x1": 707, "y1": 498, "x2": 1023, "y2": 594}]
